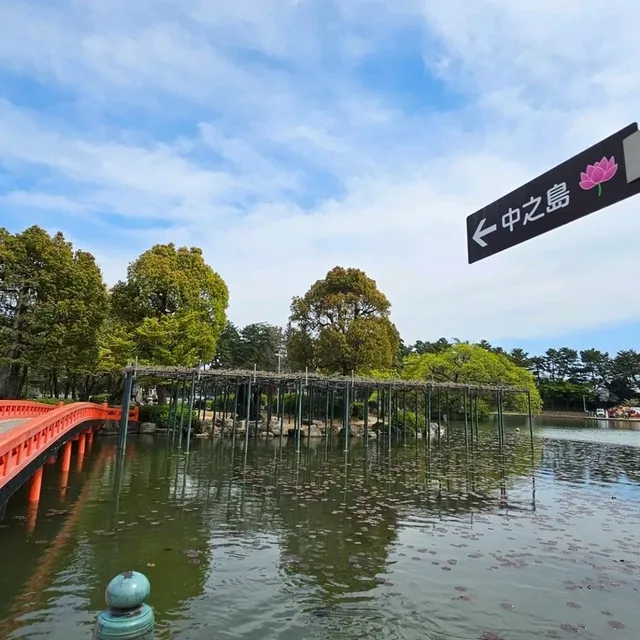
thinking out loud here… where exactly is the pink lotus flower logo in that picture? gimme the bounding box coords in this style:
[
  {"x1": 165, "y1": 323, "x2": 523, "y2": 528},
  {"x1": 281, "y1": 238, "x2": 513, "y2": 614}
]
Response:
[{"x1": 579, "y1": 156, "x2": 618, "y2": 196}]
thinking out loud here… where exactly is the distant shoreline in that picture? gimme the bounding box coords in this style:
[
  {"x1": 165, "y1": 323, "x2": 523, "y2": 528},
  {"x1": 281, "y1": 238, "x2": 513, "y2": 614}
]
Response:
[{"x1": 491, "y1": 411, "x2": 640, "y2": 423}]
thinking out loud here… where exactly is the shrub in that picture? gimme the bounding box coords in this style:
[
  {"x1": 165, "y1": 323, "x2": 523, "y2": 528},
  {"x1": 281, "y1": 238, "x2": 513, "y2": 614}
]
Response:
[
  {"x1": 90, "y1": 393, "x2": 110, "y2": 404},
  {"x1": 138, "y1": 404, "x2": 200, "y2": 431},
  {"x1": 391, "y1": 410, "x2": 425, "y2": 436}
]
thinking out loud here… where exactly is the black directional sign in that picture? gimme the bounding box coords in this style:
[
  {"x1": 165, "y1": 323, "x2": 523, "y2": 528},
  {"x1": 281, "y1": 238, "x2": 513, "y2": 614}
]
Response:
[{"x1": 466, "y1": 123, "x2": 640, "y2": 264}]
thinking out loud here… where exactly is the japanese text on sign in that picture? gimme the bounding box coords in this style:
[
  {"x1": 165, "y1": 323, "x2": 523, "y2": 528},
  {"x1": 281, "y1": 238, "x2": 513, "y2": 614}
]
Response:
[{"x1": 501, "y1": 183, "x2": 571, "y2": 232}]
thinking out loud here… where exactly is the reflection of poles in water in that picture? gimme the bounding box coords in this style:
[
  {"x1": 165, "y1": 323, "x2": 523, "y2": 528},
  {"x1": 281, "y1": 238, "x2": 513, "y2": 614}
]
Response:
[
  {"x1": 343, "y1": 448, "x2": 349, "y2": 511},
  {"x1": 498, "y1": 454, "x2": 508, "y2": 511},
  {"x1": 180, "y1": 448, "x2": 189, "y2": 501},
  {"x1": 531, "y1": 474, "x2": 536, "y2": 512},
  {"x1": 111, "y1": 445, "x2": 126, "y2": 530}
]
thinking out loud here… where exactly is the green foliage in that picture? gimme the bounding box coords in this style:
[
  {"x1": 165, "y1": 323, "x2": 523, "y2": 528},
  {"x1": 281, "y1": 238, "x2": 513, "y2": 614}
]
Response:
[
  {"x1": 0, "y1": 226, "x2": 108, "y2": 399},
  {"x1": 35, "y1": 397, "x2": 75, "y2": 405},
  {"x1": 402, "y1": 343, "x2": 543, "y2": 415},
  {"x1": 138, "y1": 404, "x2": 200, "y2": 431},
  {"x1": 287, "y1": 266, "x2": 400, "y2": 375},
  {"x1": 111, "y1": 243, "x2": 229, "y2": 367},
  {"x1": 89, "y1": 393, "x2": 110, "y2": 404},
  {"x1": 390, "y1": 410, "x2": 424, "y2": 436},
  {"x1": 214, "y1": 321, "x2": 286, "y2": 370}
]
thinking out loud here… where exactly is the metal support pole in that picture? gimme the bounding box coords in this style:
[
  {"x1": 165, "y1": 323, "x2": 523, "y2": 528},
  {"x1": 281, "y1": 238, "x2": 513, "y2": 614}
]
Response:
[
  {"x1": 363, "y1": 386, "x2": 369, "y2": 446},
  {"x1": 185, "y1": 372, "x2": 196, "y2": 455},
  {"x1": 296, "y1": 381, "x2": 303, "y2": 454},
  {"x1": 278, "y1": 383, "x2": 285, "y2": 446},
  {"x1": 527, "y1": 390, "x2": 534, "y2": 453},
  {"x1": 307, "y1": 384, "x2": 312, "y2": 440},
  {"x1": 387, "y1": 386, "x2": 392, "y2": 445},
  {"x1": 118, "y1": 371, "x2": 134, "y2": 451},
  {"x1": 212, "y1": 383, "x2": 219, "y2": 438},
  {"x1": 244, "y1": 379, "x2": 252, "y2": 449},
  {"x1": 463, "y1": 388, "x2": 469, "y2": 450},
  {"x1": 324, "y1": 385, "x2": 330, "y2": 446},
  {"x1": 343, "y1": 382, "x2": 350, "y2": 453},
  {"x1": 445, "y1": 391, "x2": 450, "y2": 446},
  {"x1": 177, "y1": 378, "x2": 187, "y2": 449},
  {"x1": 402, "y1": 390, "x2": 407, "y2": 447},
  {"x1": 329, "y1": 388, "x2": 334, "y2": 442},
  {"x1": 426, "y1": 388, "x2": 431, "y2": 449}
]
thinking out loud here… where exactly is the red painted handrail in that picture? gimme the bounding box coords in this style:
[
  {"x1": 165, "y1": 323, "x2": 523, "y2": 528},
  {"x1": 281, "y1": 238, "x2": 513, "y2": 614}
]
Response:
[
  {"x1": 0, "y1": 401, "x2": 58, "y2": 420},
  {"x1": 0, "y1": 402, "x2": 139, "y2": 490}
]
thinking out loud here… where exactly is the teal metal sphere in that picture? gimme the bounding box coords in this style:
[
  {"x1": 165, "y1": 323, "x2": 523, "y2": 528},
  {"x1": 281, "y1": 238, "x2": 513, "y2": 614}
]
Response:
[{"x1": 105, "y1": 571, "x2": 151, "y2": 610}]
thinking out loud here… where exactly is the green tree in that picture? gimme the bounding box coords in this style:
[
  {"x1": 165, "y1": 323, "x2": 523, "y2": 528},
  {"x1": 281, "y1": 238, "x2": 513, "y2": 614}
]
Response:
[
  {"x1": 508, "y1": 348, "x2": 531, "y2": 369},
  {"x1": 111, "y1": 243, "x2": 229, "y2": 368},
  {"x1": 0, "y1": 226, "x2": 108, "y2": 399},
  {"x1": 611, "y1": 349, "x2": 640, "y2": 399},
  {"x1": 402, "y1": 343, "x2": 542, "y2": 414},
  {"x1": 214, "y1": 321, "x2": 286, "y2": 371},
  {"x1": 287, "y1": 267, "x2": 400, "y2": 375}
]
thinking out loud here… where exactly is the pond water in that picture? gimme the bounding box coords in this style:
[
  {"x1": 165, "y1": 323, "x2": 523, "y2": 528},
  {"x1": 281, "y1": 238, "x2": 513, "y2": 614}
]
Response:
[{"x1": 1, "y1": 417, "x2": 640, "y2": 640}]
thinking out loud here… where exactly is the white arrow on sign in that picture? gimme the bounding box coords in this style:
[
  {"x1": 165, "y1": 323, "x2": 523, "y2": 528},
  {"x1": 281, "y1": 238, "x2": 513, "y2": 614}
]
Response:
[{"x1": 472, "y1": 218, "x2": 497, "y2": 247}]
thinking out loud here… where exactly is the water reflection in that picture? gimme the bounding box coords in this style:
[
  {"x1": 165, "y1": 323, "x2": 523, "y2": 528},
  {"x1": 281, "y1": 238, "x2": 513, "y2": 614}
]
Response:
[{"x1": 0, "y1": 425, "x2": 639, "y2": 639}]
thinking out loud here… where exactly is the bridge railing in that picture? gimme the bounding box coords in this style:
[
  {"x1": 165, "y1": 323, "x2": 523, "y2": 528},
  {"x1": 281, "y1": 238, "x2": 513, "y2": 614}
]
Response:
[
  {"x1": 0, "y1": 401, "x2": 58, "y2": 420},
  {"x1": 0, "y1": 401, "x2": 138, "y2": 487},
  {"x1": 0, "y1": 400, "x2": 138, "y2": 422}
]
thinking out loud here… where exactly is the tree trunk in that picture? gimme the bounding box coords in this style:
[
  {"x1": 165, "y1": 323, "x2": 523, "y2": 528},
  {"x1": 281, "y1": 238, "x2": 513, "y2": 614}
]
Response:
[
  {"x1": 53, "y1": 369, "x2": 59, "y2": 398},
  {"x1": 157, "y1": 385, "x2": 168, "y2": 406},
  {"x1": 18, "y1": 365, "x2": 28, "y2": 398}
]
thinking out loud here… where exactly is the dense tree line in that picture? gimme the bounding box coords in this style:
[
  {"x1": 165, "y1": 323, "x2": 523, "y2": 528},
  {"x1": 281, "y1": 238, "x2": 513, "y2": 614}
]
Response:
[
  {"x1": 398, "y1": 339, "x2": 639, "y2": 410},
  {"x1": 0, "y1": 226, "x2": 636, "y2": 412}
]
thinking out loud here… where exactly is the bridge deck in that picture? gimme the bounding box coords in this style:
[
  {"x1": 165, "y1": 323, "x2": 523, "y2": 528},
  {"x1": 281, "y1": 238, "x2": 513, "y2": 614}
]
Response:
[{"x1": 0, "y1": 419, "x2": 29, "y2": 435}]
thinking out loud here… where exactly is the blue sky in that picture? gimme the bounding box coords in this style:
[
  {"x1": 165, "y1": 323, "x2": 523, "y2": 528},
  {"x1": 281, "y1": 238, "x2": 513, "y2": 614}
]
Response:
[{"x1": 0, "y1": 0, "x2": 639, "y2": 356}]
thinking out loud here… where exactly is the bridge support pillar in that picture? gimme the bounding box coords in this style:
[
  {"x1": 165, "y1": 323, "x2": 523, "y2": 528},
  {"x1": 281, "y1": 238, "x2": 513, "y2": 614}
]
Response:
[
  {"x1": 87, "y1": 428, "x2": 94, "y2": 450},
  {"x1": 27, "y1": 467, "x2": 43, "y2": 503},
  {"x1": 61, "y1": 441, "x2": 72, "y2": 472},
  {"x1": 78, "y1": 433, "x2": 86, "y2": 457}
]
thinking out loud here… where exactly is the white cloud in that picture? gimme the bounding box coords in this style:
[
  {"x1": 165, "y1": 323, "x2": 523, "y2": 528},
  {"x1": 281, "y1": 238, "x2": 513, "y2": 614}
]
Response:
[{"x1": 0, "y1": 0, "x2": 640, "y2": 347}]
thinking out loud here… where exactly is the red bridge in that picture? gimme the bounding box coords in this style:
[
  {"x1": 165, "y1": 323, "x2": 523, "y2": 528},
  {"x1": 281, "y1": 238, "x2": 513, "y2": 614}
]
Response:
[{"x1": 0, "y1": 400, "x2": 139, "y2": 513}]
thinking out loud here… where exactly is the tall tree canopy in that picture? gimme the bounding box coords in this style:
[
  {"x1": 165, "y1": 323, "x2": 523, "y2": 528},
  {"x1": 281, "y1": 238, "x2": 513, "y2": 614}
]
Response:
[
  {"x1": 214, "y1": 321, "x2": 286, "y2": 371},
  {"x1": 402, "y1": 343, "x2": 543, "y2": 414},
  {"x1": 111, "y1": 243, "x2": 229, "y2": 367},
  {"x1": 287, "y1": 266, "x2": 399, "y2": 375},
  {"x1": 0, "y1": 226, "x2": 108, "y2": 398}
]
